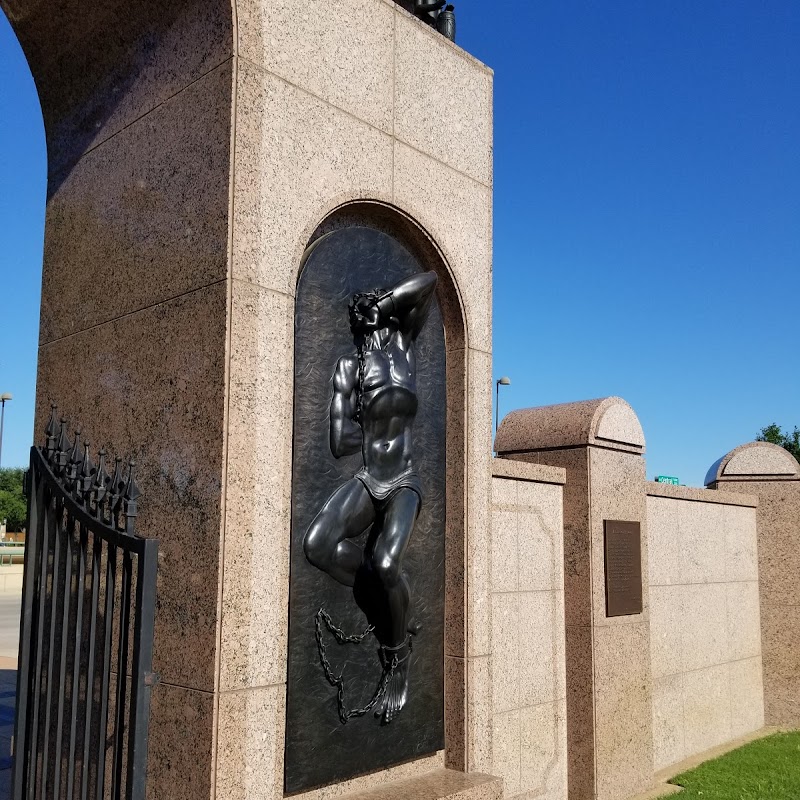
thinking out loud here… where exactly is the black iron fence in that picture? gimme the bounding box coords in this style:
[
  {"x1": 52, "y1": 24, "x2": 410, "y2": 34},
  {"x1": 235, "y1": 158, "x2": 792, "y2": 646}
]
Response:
[{"x1": 13, "y1": 408, "x2": 158, "y2": 800}]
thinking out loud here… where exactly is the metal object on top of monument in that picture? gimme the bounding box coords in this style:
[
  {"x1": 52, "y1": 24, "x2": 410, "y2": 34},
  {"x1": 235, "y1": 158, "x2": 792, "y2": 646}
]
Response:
[
  {"x1": 394, "y1": 0, "x2": 457, "y2": 41},
  {"x1": 285, "y1": 227, "x2": 446, "y2": 794}
]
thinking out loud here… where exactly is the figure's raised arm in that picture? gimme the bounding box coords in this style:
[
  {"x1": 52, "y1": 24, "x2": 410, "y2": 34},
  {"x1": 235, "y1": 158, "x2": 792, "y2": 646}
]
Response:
[
  {"x1": 330, "y1": 356, "x2": 362, "y2": 458},
  {"x1": 375, "y1": 271, "x2": 438, "y2": 341}
]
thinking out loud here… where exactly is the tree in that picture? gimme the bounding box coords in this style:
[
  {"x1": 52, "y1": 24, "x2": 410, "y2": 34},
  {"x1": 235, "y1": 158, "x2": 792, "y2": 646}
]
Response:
[
  {"x1": 757, "y1": 424, "x2": 800, "y2": 463},
  {"x1": 0, "y1": 467, "x2": 27, "y2": 532}
]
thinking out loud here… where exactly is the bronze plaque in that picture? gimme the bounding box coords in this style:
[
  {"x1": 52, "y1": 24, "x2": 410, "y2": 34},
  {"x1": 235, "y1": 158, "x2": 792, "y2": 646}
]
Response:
[{"x1": 604, "y1": 521, "x2": 643, "y2": 617}]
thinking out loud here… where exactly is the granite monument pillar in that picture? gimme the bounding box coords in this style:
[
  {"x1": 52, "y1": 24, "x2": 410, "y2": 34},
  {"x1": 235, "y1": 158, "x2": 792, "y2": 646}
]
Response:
[{"x1": 3, "y1": 0, "x2": 496, "y2": 797}]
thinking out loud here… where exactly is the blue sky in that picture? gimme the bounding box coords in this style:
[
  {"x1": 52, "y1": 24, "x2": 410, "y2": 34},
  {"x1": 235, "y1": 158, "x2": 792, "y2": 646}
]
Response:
[
  {"x1": 0, "y1": 2, "x2": 798, "y2": 486},
  {"x1": 0, "y1": 11, "x2": 45, "y2": 475}
]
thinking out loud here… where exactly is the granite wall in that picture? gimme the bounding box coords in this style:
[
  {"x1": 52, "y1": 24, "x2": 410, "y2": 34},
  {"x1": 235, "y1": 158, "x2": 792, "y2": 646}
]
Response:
[
  {"x1": 646, "y1": 483, "x2": 763, "y2": 772},
  {"x1": 490, "y1": 460, "x2": 567, "y2": 800}
]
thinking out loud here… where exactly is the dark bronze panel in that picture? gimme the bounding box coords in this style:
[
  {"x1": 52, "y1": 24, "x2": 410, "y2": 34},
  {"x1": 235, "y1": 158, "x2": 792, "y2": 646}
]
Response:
[
  {"x1": 284, "y1": 227, "x2": 446, "y2": 794},
  {"x1": 603, "y1": 521, "x2": 643, "y2": 617}
]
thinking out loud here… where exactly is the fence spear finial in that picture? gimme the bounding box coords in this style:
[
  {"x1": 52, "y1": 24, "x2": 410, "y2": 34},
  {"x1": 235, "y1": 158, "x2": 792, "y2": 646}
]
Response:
[
  {"x1": 44, "y1": 405, "x2": 57, "y2": 458},
  {"x1": 56, "y1": 418, "x2": 70, "y2": 472},
  {"x1": 110, "y1": 457, "x2": 123, "y2": 527},
  {"x1": 124, "y1": 460, "x2": 141, "y2": 535},
  {"x1": 66, "y1": 429, "x2": 81, "y2": 491},
  {"x1": 78, "y1": 441, "x2": 94, "y2": 502},
  {"x1": 93, "y1": 447, "x2": 109, "y2": 510}
]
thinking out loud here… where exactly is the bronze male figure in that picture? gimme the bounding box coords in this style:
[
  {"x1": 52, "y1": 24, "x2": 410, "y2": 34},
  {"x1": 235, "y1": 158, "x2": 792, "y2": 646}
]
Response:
[{"x1": 304, "y1": 271, "x2": 438, "y2": 724}]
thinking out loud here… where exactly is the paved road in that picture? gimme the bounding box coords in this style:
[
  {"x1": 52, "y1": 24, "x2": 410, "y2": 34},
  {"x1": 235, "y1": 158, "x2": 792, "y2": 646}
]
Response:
[{"x1": 0, "y1": 595, "x2": 20, "y2": 662}]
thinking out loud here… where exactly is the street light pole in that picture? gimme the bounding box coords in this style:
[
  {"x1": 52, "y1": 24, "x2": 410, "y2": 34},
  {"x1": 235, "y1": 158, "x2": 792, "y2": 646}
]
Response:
[
  {"x1": 0, "y1": 393, "x2": 12, "y2": 468},
  {"x1": 494, "y1": 377, "x2": 511, "y2": 438}
]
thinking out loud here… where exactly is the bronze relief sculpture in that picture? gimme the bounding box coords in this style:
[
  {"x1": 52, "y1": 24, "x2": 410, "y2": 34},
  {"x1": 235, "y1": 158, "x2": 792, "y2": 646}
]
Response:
[
  {"x1": 285, "y1": 227, "x2": 445, "y2": 793},
  {"x1": 304, "y1": 272, "x2": 438, "y2": 724}
]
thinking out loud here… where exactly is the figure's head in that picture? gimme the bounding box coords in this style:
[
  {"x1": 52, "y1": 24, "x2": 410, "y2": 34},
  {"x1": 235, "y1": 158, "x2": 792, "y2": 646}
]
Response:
[{"x1": 348, "y1": 290, "x2": 382, "y2": 335}]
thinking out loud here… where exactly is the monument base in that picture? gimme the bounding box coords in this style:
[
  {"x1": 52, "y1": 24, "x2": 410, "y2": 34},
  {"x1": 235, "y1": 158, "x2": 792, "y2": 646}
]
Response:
[{"x1": 340, "y1": 769, "x2": 502, "y2": 800}]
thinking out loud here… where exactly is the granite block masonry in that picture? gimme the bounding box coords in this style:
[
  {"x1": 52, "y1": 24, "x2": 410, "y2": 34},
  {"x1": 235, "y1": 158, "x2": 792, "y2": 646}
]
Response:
[
  {"x1": 646, "y1": 481, "x2": 763, "y2": 770},
  {"x1": 4, "y1": 0, "x2": 499, "y2": 797}
]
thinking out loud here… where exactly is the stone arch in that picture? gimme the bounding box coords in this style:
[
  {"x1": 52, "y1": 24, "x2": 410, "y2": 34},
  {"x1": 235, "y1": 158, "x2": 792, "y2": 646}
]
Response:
[
  {"x1": 2, "y1": 4, "x2": 239, "y2": 798},
  {"x1": 1, "y1": 0, "x2": 234, "y2": 195},
  {"x1": 2, "y1": 2, "x2": 493, "y2": 793}
]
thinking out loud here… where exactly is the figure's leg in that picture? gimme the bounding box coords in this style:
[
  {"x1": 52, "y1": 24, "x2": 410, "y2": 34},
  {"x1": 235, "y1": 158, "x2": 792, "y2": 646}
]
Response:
[
  {"x1": 361, "y1": 488, "x2": 420, "y2": 722},
  {"x1": 367, "y1": 488, "x2": 419, "y2": 645},
  {"x1": 303, "y1": 479, "x2": 374, "y2": 588}
]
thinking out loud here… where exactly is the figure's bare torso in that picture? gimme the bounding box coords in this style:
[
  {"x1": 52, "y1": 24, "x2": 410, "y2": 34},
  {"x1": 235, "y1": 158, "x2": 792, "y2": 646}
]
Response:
[{"x1": 359, "y1": 331, "x2": 417, "y2": 483}]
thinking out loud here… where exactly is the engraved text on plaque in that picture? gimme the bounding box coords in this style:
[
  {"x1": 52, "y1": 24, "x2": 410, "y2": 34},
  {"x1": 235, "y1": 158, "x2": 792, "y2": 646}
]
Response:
[{"x1": 603, "y1": 520, "x2": 643, "y2": 617}]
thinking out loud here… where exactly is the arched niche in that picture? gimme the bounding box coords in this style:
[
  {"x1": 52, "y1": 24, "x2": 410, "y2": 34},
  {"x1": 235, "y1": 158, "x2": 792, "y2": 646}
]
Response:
[{"x1": 286, "y1": 201, "x2": 469, "y2": 787}]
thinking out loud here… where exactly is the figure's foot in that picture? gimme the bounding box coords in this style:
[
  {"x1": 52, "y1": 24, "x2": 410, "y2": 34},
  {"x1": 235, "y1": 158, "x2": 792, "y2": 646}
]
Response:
[{"x1": 375, "y1": 640, "x2": 412, "y2": 724}]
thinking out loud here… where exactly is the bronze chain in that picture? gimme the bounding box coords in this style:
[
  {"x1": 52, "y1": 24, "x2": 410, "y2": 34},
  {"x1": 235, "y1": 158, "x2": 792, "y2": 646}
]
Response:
[{"x1": 314, "y1": 608, "x2": 398, "y2": 725}]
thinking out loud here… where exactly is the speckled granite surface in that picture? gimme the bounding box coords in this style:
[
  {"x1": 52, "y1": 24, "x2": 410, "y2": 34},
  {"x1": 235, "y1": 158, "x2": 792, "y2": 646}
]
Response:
[
  {"x1": 9, "y1": 0, "x2": 497, "y2": 796},
  {"x1": 340, "y1": 769, "x2": 501, "y2": 800},
  {"x1": 709, "y1": 443, "x2": 800, "y2": 728}
]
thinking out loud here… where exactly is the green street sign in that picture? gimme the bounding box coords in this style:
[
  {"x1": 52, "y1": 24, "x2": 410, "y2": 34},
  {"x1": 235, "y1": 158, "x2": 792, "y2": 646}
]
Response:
[{"x1": 655, "y1": 475, "x2": 679, "y2": 485}]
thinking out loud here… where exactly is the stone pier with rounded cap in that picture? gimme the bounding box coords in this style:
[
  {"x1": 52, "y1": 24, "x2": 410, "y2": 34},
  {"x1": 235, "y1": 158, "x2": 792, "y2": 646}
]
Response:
[
  {"x1": 496, "y1": 398, "x2": 653, "y2": 800},
  {"x1": 706, "y1": 441, "x2": 800, "y2": 727}
]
